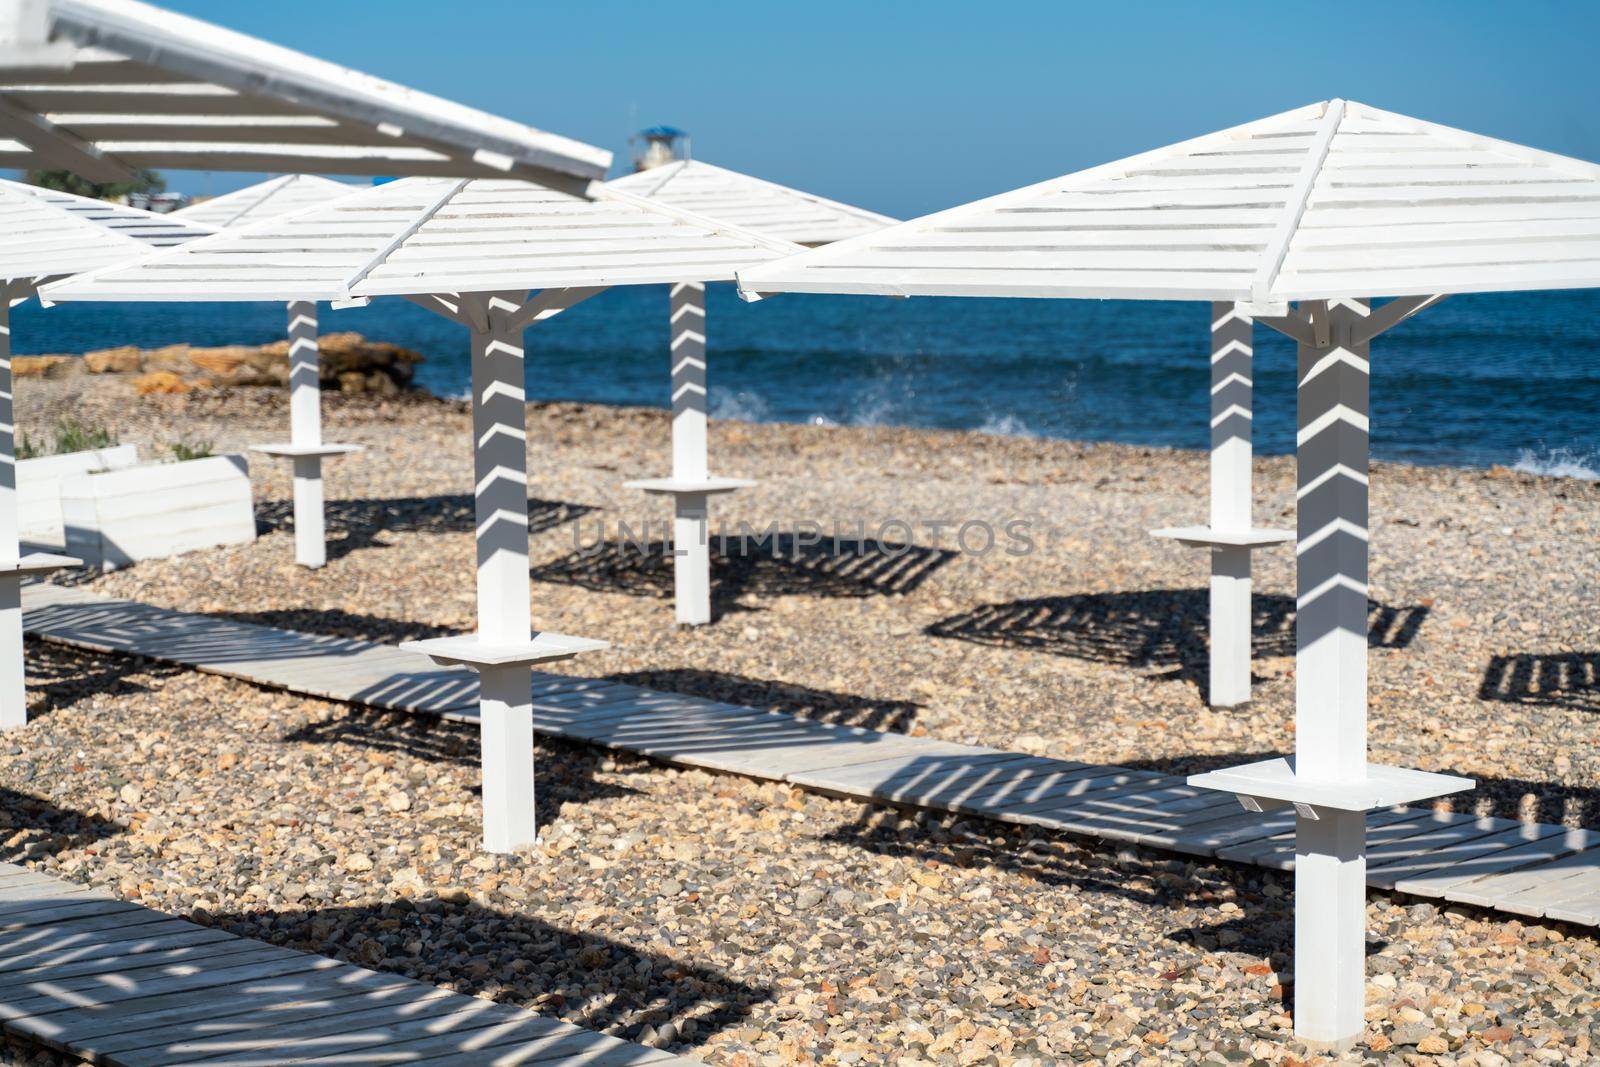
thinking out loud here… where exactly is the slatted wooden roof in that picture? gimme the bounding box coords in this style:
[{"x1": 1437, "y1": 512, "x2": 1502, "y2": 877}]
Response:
[
  {"x1": 39, "y1": 176, "x2": 806, "y2": 303},
  {"x1": 0, "y1": 174, "x2": 210, "y2": 284},
  {"x1": 0, "y1": 0, "x2": 610, "y2": 188},
  {"x1": 606, "y1": 159, "x2": 896, "y2": 246},
  {"x1": 737, "y1": 100, "x2": 1600, "y2": 303},
  {"x1": 170, "y1": 174, "x2": 359, "y2": 229}
]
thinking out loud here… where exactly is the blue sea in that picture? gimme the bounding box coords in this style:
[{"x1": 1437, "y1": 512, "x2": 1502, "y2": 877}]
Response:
[{"x1": 13, "y1": 287, "x2": 1600, "y2": 477}]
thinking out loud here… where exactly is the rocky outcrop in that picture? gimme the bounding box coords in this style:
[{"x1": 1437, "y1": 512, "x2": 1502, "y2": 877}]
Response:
[{"x1": 14, "y1": 333, "x2": 422, "y2": 394}]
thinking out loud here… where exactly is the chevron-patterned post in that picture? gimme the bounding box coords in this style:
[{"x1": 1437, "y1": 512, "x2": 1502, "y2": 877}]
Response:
[
  {"x1": 1292, "y1": 298, "x2": 1371, "y2": 1045},
  {"x1": 1151, "y1": 304, "x2": 1286, "y2": 705},
  {"x1": 1209, "y1": 302, "x2": 1255, "y2": 705},
  {"x1": 670, "y1": 282, "x2": 712, "y2": 625},
  {"x1": 286, "y1": 302, "x2": 326, "y2": 568},
  {"x1": 468, "y1": 293, "x2": 539, "y2": 854},
  {"x1": 0, "y1": 292, "x2": 19, "y2": 730}
]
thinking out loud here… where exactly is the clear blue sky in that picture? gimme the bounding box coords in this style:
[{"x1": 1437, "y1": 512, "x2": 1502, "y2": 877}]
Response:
[{"x1": 114, "y1": 0, "x2": 1600, "y2": 218}]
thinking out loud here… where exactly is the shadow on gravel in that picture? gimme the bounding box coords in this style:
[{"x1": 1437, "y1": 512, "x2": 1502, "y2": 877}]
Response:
[
  {"x1": 925, "y1": 589, "x2": 1429, "y2": 696},
  {"x1": 604, "y1": 668, "x2": 922, "y2": 733},
  {"x1": 533, "y1": 532, "x2": 956, "y2": 620},
  {"x1": 201, "y1": 897, "x2": 767, "y2": 1053},
  {"x1": 1125, "y1": 751, "x2": 1600, "y2": 831},
  {"x1": 0, "y1": 786, "x2": 124, "y2": 862},
  {"x1": 23, "y1": 641, "x2": 182, "y2": 719},
  {"x1": 821, "y1": 806, "x2": 1293, "y2": 955},
  {"x1": 1479, "y1": 652, "x2": 1600, "y2": 714},
  {"x1": 256, "y1": 495, "x2": 595, "y2": 562},
  {"x1": 283, "y1": 713, "x2": 639, "y2": 831}
]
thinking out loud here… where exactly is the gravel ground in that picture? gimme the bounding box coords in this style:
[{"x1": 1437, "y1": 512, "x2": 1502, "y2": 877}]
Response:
[{"x1": 5, "y1": 375, "x2": 1599, "y2": 1065}]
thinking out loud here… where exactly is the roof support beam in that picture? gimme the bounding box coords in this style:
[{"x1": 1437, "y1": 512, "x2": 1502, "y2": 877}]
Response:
[
  {"x1": 1348, "y1": 294, "x2": 1448, "y2": 346},
  {"x1": 403, "y1": 292, "x2": 474, "y2": 328},
  {"x1": 1251, "y1": 99, "x2": 1344, "y2": 303},
  {"x1": 1256, "y1": 306, "x2": 1317, "y2": 347},
  {"x1": 0, "y1": 92, "x2": 134, "y2": 182},
  {"x1": 504, "y1": 287, "x2": 607, "y2": 333}
]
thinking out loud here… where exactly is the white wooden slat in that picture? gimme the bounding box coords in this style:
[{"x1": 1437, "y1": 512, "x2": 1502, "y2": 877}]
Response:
[
  {"x1": 1213, "y1": 808, "x2": 1422, "y2": 868},
  {"x1": 1360, "y1": 814, "x2": 1519, "y2": 869},
  {"x1": 1477, "y1": 852, "x2": 1600, "y2": 920},
  {"x1": 754, "y1": 267, "x2": 1254, "y2": 301},
  {"x1": 1273, "y1": 260, "x2": 1600, "y2": 300},
  {"x1": 1308, "y1": 182, "x2": 1599, "y2": 205},
  {"x1": 379, "y1": 239, "x2": 762, "y2": 267},
  {"x1": 840, "y1": 250, "x2": 1260, "y2": 270},
  {"x1": 0, "y1": 87, "x2": 314, "y2": 117},
  {"x1": 1322, "y1": 167, "x2": 1568, "y2": 187},
  {"x1": 1063, "y1": 173, "x2": 1300, "y2": 193},
  {"x1": 1443, "y1": 833, "x2": 1600, "y2": 909},
  {"x1": 1014, "y1": 188, "x2": 1294, "y2": 210},
  {"x1": 1390, "y1": 827, "x2": 1598, "y2": 898},
  {"x1": 1323, "y1": 148, "x2": 1548, "y2": 168},
  {"x1": 1300, "y1": 201, "x2": 1600, "y2": 228},
  {"x1": 909, "y1": 228, "x2": 1273, "y2": 247},
  {"x1": 1282, "y1": 237, "x2": 1600, "y2": 271},
  {"x1": 1127, "y1": 154, "x2": 1307, "y2": 173},
  {"x1": 1293, "y1": 217, "x2": 1600, "y2": 247}
]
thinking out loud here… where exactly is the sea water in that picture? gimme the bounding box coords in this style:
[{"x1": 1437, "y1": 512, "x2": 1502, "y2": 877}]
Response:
[{"x1": 12, "y1": 286, "x2": 1599, "y2": 477}]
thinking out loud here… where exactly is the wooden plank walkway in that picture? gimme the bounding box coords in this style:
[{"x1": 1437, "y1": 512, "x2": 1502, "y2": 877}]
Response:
[
  {"x1": 0, "y1": 861, "x2": 694, "y2": 1066},
  {"x1": 22, "y1": 582, "x2": 1600, "y2": 929}
]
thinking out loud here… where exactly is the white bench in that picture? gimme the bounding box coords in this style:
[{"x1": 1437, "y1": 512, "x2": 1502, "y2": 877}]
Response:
[
  {"x1": 18, "y1": 444, "x2": 141, "y2": 547},
  {"x1": 61, "y1": 453, "x2": 256, "y2": 571}
]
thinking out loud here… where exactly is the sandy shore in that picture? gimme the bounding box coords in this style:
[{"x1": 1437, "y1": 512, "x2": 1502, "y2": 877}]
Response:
[{"x1": 8, "y1": 374, "x2": 1600, "y2": 1065}]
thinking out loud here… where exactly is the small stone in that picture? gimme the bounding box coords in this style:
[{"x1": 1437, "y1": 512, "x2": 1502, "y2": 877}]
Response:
[
  {"x1": 343, "y1": 853, "x2": 373, "y2": 872},
  {"x1": 118, "y1": 783, "x2": 143, "y2": 804}
]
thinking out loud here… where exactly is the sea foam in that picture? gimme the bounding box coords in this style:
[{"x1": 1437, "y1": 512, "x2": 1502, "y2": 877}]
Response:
[{"x1": 1513, "y1": 446, "x2": 1600, "y2": 480}]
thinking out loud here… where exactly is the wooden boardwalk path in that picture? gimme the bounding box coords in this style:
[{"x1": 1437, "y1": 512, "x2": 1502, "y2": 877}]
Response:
[
  {"x1": 0, "y1": 861, "x2": 693, "y2": 1065},
  {"x1": 21, "y1": 583, "x2": 1600, "y2": 930}
]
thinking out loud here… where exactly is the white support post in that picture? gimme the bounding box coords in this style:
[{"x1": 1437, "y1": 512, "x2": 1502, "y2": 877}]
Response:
[
  {"x1": 1151, "y1": 303, "x2": 1288, "y2": 706},
  {"x1": 400, "y1": 289, "x2": 608, "y2": 855},
  {"x1": 1187, "y1": 298, "x2": 1472, "y2": 1048},
  {"x1": 287, "y1": 302, "x2": 325, "y2": 569},
  {"x1": 1291, "y1": 298, "x2": 1371, "y2": 1046},
  {"x1": 251, "y1": 302, "x2": 361, "y2": 568},
  {"x1": 470, "y1": 293, "x2": 537, "y2": 854},
  {"x1": 670, "y1": 282, "x2": 711, "y2": 625},
  {"x1": 1209, "y1": 302, "x2": 1255, "y2": 707},
  {"x1": 624, "y1": 282, "x2": 754, "y2": 626},
  {"x1": 0, "y1": 285, "x2": 77, "y2": 732},
  {"x1": 0, "y1": 293, "x2": 20, "y2": 730}
]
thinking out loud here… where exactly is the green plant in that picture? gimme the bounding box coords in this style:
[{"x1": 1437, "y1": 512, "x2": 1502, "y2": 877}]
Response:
[
  {"x1": 52, "y1": 418, "x2": 117, "y2": 455},
  {"x1": 15, "y1": 433, "x2": 41, "y2": 461},
  {"x1": 169, "y1": 439, "x2": 213, "y2": 462},
  {"x1": 25, "y1": 167, "x2": 165, "y2": 201}
]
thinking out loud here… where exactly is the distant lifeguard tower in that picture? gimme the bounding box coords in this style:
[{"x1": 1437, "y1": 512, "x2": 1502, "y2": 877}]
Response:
[{"x1": 631, "y1": 125, "x2": 690, "y2": 171}]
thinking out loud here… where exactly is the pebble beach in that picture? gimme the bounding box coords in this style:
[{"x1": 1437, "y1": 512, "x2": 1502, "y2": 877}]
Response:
[{"x1": 6, "y1": 372, "x2": 1600, "y2": 1065}]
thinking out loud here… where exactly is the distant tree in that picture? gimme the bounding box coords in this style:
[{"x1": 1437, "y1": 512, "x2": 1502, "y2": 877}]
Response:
[{"x1": 24, "y1": 168, "x2": 165, "y2": 200}]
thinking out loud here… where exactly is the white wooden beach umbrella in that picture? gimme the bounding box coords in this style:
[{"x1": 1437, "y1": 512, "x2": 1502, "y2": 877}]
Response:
[
  {"x1": 0, "y1": 175, "x2": 212, "y2": 730},
  {"x1": 43, "y1": 176, "x2": 805, "y2": 853},
  {"x1": 737, "y1": 97, "x2": 1600, "y2": 1046},
  {"x1": 608, "y1": 160, "x2": 898, "y2": 624},
  {"x1": 173, "y1": 175, "x2": 367, "y2": 569},
  {"x1": 0, "y1": 0, "x2": 610, "y2": 190}
]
